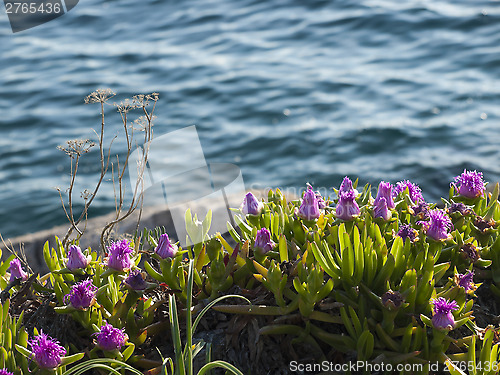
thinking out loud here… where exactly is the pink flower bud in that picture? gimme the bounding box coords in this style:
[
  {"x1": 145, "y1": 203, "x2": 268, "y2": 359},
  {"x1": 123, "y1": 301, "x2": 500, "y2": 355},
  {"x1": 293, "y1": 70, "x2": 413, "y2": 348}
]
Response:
[
  {"x1": 254, "y1": 228, "x2": 275, "y2": 254},
  {"x1": 66, "y1": 245, "x2": 91, "y2": 271},
  {"x1": 154, "y1": 234, "x2": 178, "y2": 259},
  {"x1": 335, "y1": 190, "x2": 360, "y2": 221},
  {"x1": 375, "y1": 181, "x2": 395, "y2": 209},
  {"x1": 240, "y1": 192, "x2": 263, "y2": 215},
  {"x1": 8, "y1": 258, "x2": 28, "y2": 283},
  {"x1": 373, "y1": 197, "x2": 391, "y2": 221},
  {"x1": 298, "y1": 187, "x2": 320, "y2": 220}
]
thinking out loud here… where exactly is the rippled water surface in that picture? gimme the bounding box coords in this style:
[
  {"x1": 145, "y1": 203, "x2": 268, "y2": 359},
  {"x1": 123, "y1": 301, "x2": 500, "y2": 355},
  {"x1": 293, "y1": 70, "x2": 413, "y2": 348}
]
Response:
[{"x1": 1, "y1": 0, "x2": 500, "y2": 237}]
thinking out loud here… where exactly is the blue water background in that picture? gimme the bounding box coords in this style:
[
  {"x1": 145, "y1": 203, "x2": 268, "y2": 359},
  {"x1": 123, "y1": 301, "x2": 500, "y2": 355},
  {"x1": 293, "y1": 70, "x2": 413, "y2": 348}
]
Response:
[{"x1": 1, "y1": 0, "x2": 500, "y2": 238}]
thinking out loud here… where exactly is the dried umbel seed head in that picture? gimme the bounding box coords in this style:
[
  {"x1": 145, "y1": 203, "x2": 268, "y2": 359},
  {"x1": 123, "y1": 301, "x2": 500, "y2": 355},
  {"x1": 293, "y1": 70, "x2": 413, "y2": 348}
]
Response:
[
  {"x1": 57, "y1": 139, "x2": 95, "y2": 159},
  {"x1": 132, "y1": 92, "x2": 159, "y2": 107},
  {"x1": 134, "y1": 115, "x2": 157, "y2": 132},
  {"x1": 382, "y1": 290, "x2": 404, "y2": 310},
  {"x1": 84, "y1": 88, "x2": 116, "y2": 104},
  {"x1": 459, "y1": 243, "x2": 480, "y2": 263},
  {"x1": 115, "y1": 98, "x2": 139, "y2": 114}
]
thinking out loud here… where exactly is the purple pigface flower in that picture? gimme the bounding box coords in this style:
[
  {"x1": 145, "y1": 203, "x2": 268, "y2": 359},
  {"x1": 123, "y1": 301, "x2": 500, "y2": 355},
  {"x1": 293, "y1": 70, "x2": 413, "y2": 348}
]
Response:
[
  {"x1": 459, "y1": 243, "x2": 480, "y2": 263},
  {"x1": 94, "y1": 323, "x2": 128, "y2": 352},
  {"x1": 8, "y1": 258, "x2": 28, "y2": 283},
  {"x1": 411, "y1": 201, "x2": 429, "y2": 219},
  {"x1": 123, "y1": 269, "x2": 149, "y2": 291},
  {"x1": 106, "y1": 239, "x2": 133, "y2": 272},
  {"x1": 66, "y1": 245, "x2": 91, "y2": 271},
  {"x1": 396, "y1": 224, "x2": 418, "y2": 244},
  {"x1": 339, "y1": 176, "x2": 354, "y2": 193},
  {"x1": 338, "y1": 176, "x2": 360, "y2": 197},
  {"x1": 254, "y1": 228, "x2": 275, "y2": 254},
  {"x1": 431, "y1": 297, "x2": 459, "y2": 330},
  {"x1": 474, "y1": 216, "x2": 496, "y2": 233},
  {"x1": 335, "y1": 190, "x2": 360, "y2": 221},
  {"x1": 420, "y1": 209, "x2": 453, "y2": 242},
  {"x1": 373, "y1": 197, "x2": 391, "y2": 221},
  {"x1": 455, "y1": 271, "x2": 476, "y2": 292},
  {"x1": 375, "y1": 181, "x2": 395, "y2": 209},
  {"x1": 381, "y1": 290, "x2": 404, "y2": 310},
  {"x1": 448, "y1": 202, "x2": 472, "y2": 216},
  {"x1": 298, "y1": 186, "x2": 321, "y2": 221},
  {"x1": 64, "y1": 279, "x2": 97, "y2": 310},
  {"x1": 240, "y1": 192, "x2": 264, "y2": 216},
  {"x1": 315, "y1": 191, "x2": 327, "y2": 209},
  {"x1": 154, "y1": 234, "x2": 178, "y2": 259},
  {"x1": 393, "y1": 180, "x2": 425, "y2": 205},
  {"x1": 452, "y1": 169, "x2": 486, "y2": 199},
  {"x1": 29, "y1": 331, "x2": 67, "y2": 369},
  {"x1": 0, "y1": 369, "x2": 14, "y2": 375}
]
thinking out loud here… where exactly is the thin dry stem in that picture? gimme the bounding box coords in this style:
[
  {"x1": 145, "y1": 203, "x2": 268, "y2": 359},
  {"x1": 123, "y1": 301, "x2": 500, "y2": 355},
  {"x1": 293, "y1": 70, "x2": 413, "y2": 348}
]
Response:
[
  {"x1": 99, "y1": 93, "x2": 158, "y2": 249},
  {"x1": 0, "y1": 233, "x2": 34, "y2": 275},
  {"x1": 57, "y1": 89, "x2": 158, "y2": 253}
]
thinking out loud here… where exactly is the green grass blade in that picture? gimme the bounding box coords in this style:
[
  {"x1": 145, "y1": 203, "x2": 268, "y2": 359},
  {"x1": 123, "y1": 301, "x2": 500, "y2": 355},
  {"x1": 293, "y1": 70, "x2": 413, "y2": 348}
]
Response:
[
  {"x1": 192, "y1": 294, "x2": 251, "y2": 336},
  {"x1": 196, "y1": 360, "x2": 245, "y2": 375},
  {"x1": 62, "y1": 358, "x2": 143, "y2": 375},
  {"x1": 205, "y1": 342, "x2": 212, "y2": 375},
  {"x1": 169, "y1": 294, "x2": 185, "y2": 375},
  {"x1": 185, "y1": 260, "x2": 194, "y2": 375}
]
